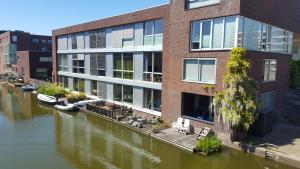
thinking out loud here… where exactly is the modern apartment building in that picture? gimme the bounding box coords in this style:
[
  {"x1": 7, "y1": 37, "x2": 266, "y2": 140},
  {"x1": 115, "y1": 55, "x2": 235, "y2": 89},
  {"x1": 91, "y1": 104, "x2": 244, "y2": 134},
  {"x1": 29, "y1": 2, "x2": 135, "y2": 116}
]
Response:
[
  {"x1": 52, "y1": 0, "x2": 300, "y2": 137},
  {"x1": 0, "y1": 30, "x2": 52, "y2": 82}
]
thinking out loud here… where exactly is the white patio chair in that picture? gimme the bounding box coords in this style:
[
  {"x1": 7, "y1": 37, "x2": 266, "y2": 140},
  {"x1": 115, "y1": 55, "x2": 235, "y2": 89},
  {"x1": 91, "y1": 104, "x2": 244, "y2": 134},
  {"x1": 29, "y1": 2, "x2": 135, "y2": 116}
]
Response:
[
  {"x1": 179, "y1": 119, "x2": 190, "y2": 134},
  {"x1": 172, "y1": 117, "x2": 183, "y2": 132}
]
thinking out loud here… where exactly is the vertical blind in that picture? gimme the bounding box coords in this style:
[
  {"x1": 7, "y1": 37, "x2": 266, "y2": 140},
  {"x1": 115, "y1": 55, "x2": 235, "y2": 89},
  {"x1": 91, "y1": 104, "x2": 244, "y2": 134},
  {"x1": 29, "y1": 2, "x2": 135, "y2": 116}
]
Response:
[
  {"x1": 212, "y1": 18, "x2": 223, "y2": 49},
  {"x1": 112, "y1": 26, "x2": 123, "y2": 48},
  {"x1": 224, "y1": 17, "x2": 236, "y2": 48}
]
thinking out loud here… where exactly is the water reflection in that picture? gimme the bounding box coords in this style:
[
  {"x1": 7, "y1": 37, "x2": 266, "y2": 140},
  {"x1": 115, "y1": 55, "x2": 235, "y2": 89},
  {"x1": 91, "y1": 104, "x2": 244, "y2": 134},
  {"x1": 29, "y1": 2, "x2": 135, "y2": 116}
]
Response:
[{"x1": 0, "y1": 85, "x2": 297, "y2": 169}]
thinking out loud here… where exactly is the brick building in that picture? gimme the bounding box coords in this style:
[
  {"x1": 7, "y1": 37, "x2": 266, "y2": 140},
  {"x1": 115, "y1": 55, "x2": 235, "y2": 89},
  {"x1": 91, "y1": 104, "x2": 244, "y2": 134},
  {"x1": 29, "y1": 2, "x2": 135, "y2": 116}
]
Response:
[
  {"x1": 0, "y1": 30, "x2": 52, "y2": 83},
  {"x1": 52, "y1": 0, "x2": 300, "y2": 137}
]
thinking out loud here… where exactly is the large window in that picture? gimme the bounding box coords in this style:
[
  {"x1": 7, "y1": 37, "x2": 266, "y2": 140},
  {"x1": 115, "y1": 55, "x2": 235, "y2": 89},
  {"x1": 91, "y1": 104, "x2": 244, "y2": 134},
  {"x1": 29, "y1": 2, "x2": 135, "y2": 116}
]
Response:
[
  {"x1": 122, "y1": 24, "x2": 134, "y2": 47},
  {"x1": 91, "y1": 80, "x2": 98, "y2": 96},
  {"x1": 71, "y1": 34, "x2": 77, "y2": 49},
  {"x1": 58, "y1": 75, "x2": 69, "y2": 88},
  {"x1": 72, "y1": 54, "x2": 85, "y2": 74},
  {"x1": 190, "y1": 16, "x2": 293, "y2": 54},
  {"x1": 143, "y1": 52, "x2": 162, "y2": 83},
  {"x1": 263, "y1": 59, "x2": 277, "y2": 81},
  {"x1": 260, "y1": 92, "x2": 275, "y2": 113},
  {"x1": 144, "y1": 19, "x2": 163, "y2": 46},
  {"x1": 58, "y1": 54, "x2": 68, "y2": 72},
  {"x1": 183, "y1": 59, "x2": 216, "y2": 84},
  {"x1": 90, "y1": 53, "x2": 106, "y2": 76},
  {"x1": 143, "y1": 89, "x2": 161, "y2": 112},
  {"x1": 113, "y1": 53, "x2": 133, "y2": 79},
  {"x1": 186, "y1": 0, "x2": 220, "y2": 9},
  {"x1": 73, "y1": 78, "x2": 85, "y2": 92},
  {"x1": 113, "y1": 84, "x2": 133, "y2": 104},
  {"x1": 191, "y1": 16, "x2": 237, "y2": 50},
  {"x1": 89, "y1": 30, "x2": 106, "y2": 48}
]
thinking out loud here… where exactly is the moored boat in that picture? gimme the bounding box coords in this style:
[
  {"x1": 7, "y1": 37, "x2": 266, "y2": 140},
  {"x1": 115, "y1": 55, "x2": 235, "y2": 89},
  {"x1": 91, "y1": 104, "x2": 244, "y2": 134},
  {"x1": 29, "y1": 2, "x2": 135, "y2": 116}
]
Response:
[
  {"x1": 54, "y1": 103, "x2": 78, "y2": 111},
  {"x1": 37, "y1": 94, "x2": 58, "y2": 105}
]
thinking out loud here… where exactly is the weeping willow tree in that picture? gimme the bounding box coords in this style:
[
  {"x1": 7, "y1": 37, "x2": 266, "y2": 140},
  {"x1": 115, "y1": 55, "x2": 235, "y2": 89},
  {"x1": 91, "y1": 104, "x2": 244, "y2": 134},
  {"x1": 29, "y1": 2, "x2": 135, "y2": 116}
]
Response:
[{"x1": 213, "y1": 47, "x2": 257, "y2": 139}]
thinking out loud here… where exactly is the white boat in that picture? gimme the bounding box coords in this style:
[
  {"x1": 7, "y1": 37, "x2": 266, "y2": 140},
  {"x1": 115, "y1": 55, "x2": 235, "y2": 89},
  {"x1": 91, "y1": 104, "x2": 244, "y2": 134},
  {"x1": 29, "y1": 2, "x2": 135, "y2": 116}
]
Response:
[
  {"x1": 37, "y1": 94, "x2": 58, "y2": 105},
  {"x1": 54, "y1": 103, "x2": 78, "y2": 111}
]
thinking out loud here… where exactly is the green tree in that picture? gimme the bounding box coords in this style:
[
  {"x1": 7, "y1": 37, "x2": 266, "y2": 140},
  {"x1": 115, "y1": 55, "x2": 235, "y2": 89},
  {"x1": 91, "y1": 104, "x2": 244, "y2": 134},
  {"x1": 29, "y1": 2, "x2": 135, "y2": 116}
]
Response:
[
  {"x1": 213, "y1": 48, "x2": 257, "y2": 140},
  {"x1": 289, "y1": 60, "x2": 300, "y2": 89}
]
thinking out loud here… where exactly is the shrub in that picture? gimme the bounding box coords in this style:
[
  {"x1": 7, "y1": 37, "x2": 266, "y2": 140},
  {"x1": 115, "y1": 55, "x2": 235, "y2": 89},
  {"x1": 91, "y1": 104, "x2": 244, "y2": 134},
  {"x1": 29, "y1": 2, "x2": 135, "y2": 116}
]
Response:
[
  {"x1": 37, "y1": 83, "x2": 69, "y2": 97},
  {"x1": 289, "y1": 60, "x2": 300, "y2": 89},
  {"x1": 195, "y1": 135, "x2": 223, "y2": 155},
  {"x1": 66, "y1": 92, "x2": 86, "y2": 103},
  {"x1": 151, "y1": 120, "x2": 170, "y2": 133}
]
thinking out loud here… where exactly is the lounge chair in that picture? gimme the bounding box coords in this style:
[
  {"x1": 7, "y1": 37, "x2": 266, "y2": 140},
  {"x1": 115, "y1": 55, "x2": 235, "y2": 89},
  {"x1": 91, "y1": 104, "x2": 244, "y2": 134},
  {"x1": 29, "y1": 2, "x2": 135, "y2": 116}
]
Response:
[
  {"x1": 197, "y1": 127, "x2": 211, "y2": 140},
  {"x1": 172, "y1": 117, "x2": 183, "y2": 132},
  {"x1": 179, "y1": 119, "x2": 190, "y2": 134}
]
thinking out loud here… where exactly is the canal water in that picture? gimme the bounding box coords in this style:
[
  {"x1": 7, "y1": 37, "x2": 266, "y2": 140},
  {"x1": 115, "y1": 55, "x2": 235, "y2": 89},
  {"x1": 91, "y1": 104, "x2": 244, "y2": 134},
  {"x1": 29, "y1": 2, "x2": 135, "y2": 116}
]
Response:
[{"x1": 0, "y1": 85, "x2": 297, "y2": 169}]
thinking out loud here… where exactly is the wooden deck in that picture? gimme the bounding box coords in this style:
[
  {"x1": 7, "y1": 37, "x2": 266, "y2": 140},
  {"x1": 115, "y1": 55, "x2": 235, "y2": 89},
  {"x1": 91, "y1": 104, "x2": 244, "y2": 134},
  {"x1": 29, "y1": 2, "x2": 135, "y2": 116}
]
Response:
[{"x1": 152, "y1": 128, "x2": 198, "y2": 152}]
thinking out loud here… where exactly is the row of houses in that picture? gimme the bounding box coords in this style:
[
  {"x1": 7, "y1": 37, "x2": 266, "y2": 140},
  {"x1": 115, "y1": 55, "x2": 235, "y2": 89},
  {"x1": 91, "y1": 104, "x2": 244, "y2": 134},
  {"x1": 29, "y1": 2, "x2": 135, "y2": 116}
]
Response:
[{"x1": 2, "y1": 0, "x2": 300, "y2": 137}]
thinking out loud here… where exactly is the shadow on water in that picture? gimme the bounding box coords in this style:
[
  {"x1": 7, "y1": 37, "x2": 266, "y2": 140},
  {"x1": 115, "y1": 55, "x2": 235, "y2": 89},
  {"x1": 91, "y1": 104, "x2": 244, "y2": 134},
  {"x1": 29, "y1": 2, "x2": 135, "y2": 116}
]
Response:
[{"x1": 0, "y1": 84, "x2": 297, "y2": 169}]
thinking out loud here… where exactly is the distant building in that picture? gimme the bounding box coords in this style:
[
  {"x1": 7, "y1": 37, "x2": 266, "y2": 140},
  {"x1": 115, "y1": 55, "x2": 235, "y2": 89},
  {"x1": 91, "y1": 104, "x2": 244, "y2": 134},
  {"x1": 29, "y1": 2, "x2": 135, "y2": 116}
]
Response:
[
  {"x1": 0, "y1": 30, "x2": 52, "y2": 83},
  {"x1": 52, "y1": 0, "x2": 300, "y2": 137}
]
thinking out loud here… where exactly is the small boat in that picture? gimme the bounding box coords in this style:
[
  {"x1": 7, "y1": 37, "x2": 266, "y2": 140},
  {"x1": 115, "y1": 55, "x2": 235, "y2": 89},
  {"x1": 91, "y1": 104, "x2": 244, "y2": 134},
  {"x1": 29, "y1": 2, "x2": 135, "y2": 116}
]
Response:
[
  {"x1": 21, "y1": 84, "x2": 38, "y2": 92},
  {"x1": 54, "y1": 103, "x2": 78, "y2": 111},
  {"x1": 37, "y1": 94, "x2": 58, "y2": 105}
]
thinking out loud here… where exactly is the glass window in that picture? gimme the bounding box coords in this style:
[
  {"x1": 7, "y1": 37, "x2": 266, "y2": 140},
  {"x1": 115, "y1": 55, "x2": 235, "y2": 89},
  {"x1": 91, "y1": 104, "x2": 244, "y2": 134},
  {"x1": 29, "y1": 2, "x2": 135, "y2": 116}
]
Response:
[
  {"x1": 89, "y1": 30, "x2": 106, "y2": 48},
  {"x1": 113, "y1": 53, "x2": 133, "y2": 79},
  {"x1": 143, "y1": 52, "x2": 162, "y2": 83},
  {"x1": 186, "y1": 0, "x2": 220, "y2": 9},
  {"x1": 123, "y1": 38, "x2": 134, "y2": 47},
  {"x1": 58, "y1": 54, "x2": 68, "y2": 72},
  {"x1": 71, "y1": 34, "x2": 77, "y2": 49},
  {"x1": 73, "y1": 78, "x2": 85, "y2": 92},
  {"x1": 260, "y1": 92, "x2": 275, "y2": 113},
  {"x1": 90, "y1": 53, "x2": 106, "y2": 76},
  {"x1": 200, "y1": 60, "x2": 216, "y2": 83},
  {"x1": 144, "y1": 19, "x2": 163, "y2": 46},
  {"x1": 72, "y1": 54, "x2": 85, "y2": 74},
  {"x1": 123, "y1": 85, "x2": 133, "y2": 104},
  {"x1": 224, "y1": 17, "x2": 237, "y2": 48},
  {"x1": 154, "y1": 19, "x2": 163, "y2": 35},
  {"x1": 191, "y1": 21, "x2": 200, "y2": 49},
  {"x1": 263, "y1": 59, "x2": 277, "y2": 81},
  {"x1": 91, "y1": 80, "x2": 97, "y2": 96},
  {"x1": 201, "y1": 21, "x2": 212, "y2": 48},
  {"x1": 183, "y1": 59, "x2": 199, "y2": 82},
  {"x1": 212, "y1": 18, "x2": 223, "y2": 49},
  {"x1": 183, "y1": 59, "x2": 216, "y2": 84},
  {"x1": 243, "y1": 18, "x2": 262, "y2": 51},
  {"x1": 113, "y1": 84, "x2": 132, "y2": 104},
  {"x1": 143, "y1": 88, "x2": 162, "y2": 112},
  {"x1": 12, "y1": 35, "x2": 17, "y2": 42}
]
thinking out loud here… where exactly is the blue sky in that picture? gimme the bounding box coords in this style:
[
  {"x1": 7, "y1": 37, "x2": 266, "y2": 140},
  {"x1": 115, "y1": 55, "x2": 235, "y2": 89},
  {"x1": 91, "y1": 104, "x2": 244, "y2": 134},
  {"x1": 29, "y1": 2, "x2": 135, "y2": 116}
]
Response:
[{"x1": 1, "y1": 0, "x2": 169, "y2": 35}]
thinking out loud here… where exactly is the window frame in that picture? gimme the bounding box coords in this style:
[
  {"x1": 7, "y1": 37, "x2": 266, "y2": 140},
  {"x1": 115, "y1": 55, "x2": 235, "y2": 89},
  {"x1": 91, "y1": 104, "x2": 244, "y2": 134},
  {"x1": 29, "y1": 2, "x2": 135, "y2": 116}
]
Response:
[
  {"x1": 90, "y1": 53, "x2": 106, "y2": 76},
  {"x1": 182, "y1": 58, "x2": 217, "y2": 84},
  {"x1": 185, "y1": 0, "x2": 220, "y2": 10},
  {"x1": 72, "y1": 54, "x2": 85, "y2": 74},
  {"x1": 113, "y1": 84, "x2": 133, "y2": 104},
  {"x1": 58, "y1": 54, "x2": 68, "y2": 72},
  {"x1": 263, "y1": 59, "x2": 277, "y2": 82},
  {"x1": 143, "y1": 88, "x2": 162, "y2": 112},
  {"x1": 143, "y1": 52, "x2": 163, "y2": 83},
  {"x1": 143, "y1": 19, "x2": 163, "y2": 46},
  {"x1": 113, "y1": 53, "x2": 134, "y2": 80},
  {"x1": 190, "y1": 16, "x2": 238, "y2": 51}
]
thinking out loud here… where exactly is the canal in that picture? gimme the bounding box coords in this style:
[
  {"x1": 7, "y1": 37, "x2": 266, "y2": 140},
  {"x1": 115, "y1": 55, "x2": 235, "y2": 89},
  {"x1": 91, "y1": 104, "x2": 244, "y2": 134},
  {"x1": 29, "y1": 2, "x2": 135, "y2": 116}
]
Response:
[{"x1": 0, "y1": 85, "x2": 297, "y2": 169}]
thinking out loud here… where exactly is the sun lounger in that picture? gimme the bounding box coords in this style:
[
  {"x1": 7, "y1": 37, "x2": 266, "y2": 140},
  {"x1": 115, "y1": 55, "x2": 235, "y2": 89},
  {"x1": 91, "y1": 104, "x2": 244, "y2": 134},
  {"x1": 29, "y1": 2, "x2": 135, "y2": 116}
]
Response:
[
  {"x1": 179, "y1": 119, "x2": 190, "y2": 134},
  {"x1": 197, "y1": 127, "x2": 211, "y2": 140},
  {"x1": 172, "y1": 117, "x2": 183, "y2": 132}
]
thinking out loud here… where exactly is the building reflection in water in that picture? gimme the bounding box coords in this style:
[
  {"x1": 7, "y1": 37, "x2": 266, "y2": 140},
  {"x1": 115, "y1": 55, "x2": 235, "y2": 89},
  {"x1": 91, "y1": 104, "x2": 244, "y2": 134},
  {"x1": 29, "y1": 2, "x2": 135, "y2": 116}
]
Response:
[{"x1": 54, "y1": 112, "x2": 160, "y2": 169}]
